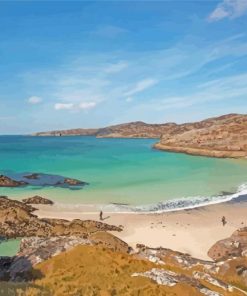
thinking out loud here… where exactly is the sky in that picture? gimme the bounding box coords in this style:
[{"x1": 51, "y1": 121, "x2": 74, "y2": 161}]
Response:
[{"x1": 0, "y1": 0, "x2": 247, "y2": 134}]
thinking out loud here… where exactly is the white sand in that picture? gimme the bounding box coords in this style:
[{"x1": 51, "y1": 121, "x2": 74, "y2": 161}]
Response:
[{"x1": 35, "y1": 201, "x2": 247, "y2": 261}]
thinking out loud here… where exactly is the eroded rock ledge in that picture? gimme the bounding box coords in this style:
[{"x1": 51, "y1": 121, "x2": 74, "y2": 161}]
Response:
[
  {"x1": 0, "y1": 175, "x2": 27, "y2": 187},
  {"x1": 0, "y1": 196, "x2": 122, "y2": 239},
  {"x1": 22, "y1": 196, "x2": 54, "y2": 205},
  {"x1": 154, "y1": 114, "x2": 247, "y2": 158},
  {"x1": 0, "y1": 173, "x2": 87, "y2": 188}
]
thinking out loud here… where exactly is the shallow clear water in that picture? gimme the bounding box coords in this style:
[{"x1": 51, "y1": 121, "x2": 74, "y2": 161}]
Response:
[
  {"x1": 0, "y1": 239, "x2": 21, "y2": 256},
  {"x1": 0, "y1": 136, "x2": 247, "y2": 209}
]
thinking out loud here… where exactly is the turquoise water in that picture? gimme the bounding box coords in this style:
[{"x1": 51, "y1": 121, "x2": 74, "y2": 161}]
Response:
[
  {"x1": 0, "y1": 136, "x2": 247, "y2": 210},
  {"x1": 0, "y1": 239, "x2": 21, "y2": 256}
]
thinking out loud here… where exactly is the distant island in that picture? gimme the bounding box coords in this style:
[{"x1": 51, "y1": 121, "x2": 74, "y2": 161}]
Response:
[{"x1": 33, "y1": 113, "x2": 247, "y2": 158}]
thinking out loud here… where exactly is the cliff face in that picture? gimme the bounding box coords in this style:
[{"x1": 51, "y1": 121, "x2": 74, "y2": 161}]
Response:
[{"x1": 154, "y1": 114, "x2": 247, "y2": 158}]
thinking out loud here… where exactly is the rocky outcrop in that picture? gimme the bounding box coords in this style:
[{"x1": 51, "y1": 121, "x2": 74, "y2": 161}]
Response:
[
  {"x1": 88, "y1": 231, "x2": 131, "y2": 253},
  {"x1": 132, "y1": 268, "x2": 232, "y2": 295},
  {"x1": 0, "y1": 196, "x2": 122, "y2": 239},
  {"x1": 208, "y1": 227, "x2": 247, "y2": 261},
  {"x1": 6, "y1": 242, "x2": 245, "y2": 296},
  {"x1": 0, "y1": 175, "x2": 27, "y2": 187},
  {"x1": 33, "y1": 121, "x2": 177, "y2": 138},
  {"x1": 2, "y1": 237, "x2": 92, "y2": 281},
  {"x1": 135, "y1": 245, "x2": 247, "y2": 295},
  {"x1": 1, "y1": 233, "x2": 131, "y2": 282},
  {"x1": 33, "y1": 114, "x2": 247, "y2": 158},
  {"x1": 33, "y1": 128, "x2": 99, "y2": 137},
  {"x1": 0, "y1": 173, "x2": 88, "y2": 189},
  {"x1": 1, "y1": 226, "x2": 247, "y2": 295},
  {"x1": 22, "y1": 196, "x2": 53, "y2": 205},
  {"x1": 154, "y1": 114, "x2": 247, "y2": 158},
  {"x1": 96, "y1": 121, "x2": 177, "y2": 138},
  {"x1": 62, "y1": 178, "x2": 84, "y2": 186}
]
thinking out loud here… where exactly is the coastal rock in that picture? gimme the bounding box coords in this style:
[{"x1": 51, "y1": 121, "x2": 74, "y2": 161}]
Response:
[
  {"x1": 33, "y1": 114, "x2": 247, "y2": 159},
  {"x1": 1, "y1": 236, "x2": 247, "y2": 295},
  {"x1": 0, "y1": 197, "x2": 122, "y2": 239},
  {"x1": 154, "y1": 114, "x2": 247, "y2": 158},
  {"x1": 96, "y1": 121, "x2": 177, "y2": 138},
  {"x1": 208, "y1": 227, "x2": 247, "y2": 261},
  {"x1": 23, "y1": 173, "x2": 39, "y2": 180},
  {"x1": 33, "y1": 121, "x2": 177, "y2": 138},
  {"x1": 1, "y1": 233, "x2": 131, "y2": 281},
  {"x1": 89, "y1": 231, "x2": 131, "y2": 253},
  {"x1": 132, "y1": 268, "x2": 224, "y2": 296},
  {"x1": 22, "y1": 196, "x2": 54, "y2": 205},
  {"x1": 5, "y1": 236, "x2": 92, "y2": 281},
  {"x1": 63, "y1": 178, "x2": 84, "y2": 186},
  {"x1": 0, "y1": 175, "x2": 27, "y2": 187},
  {"x1": 0, "y1": 172, "x2": 88, "y2": 189},
  {"x1": 134, "y1": 245, "x2": 247, "y2": 295},
  {"x1": 33, "y1": 128, "x2": 99, "y2": 137}
]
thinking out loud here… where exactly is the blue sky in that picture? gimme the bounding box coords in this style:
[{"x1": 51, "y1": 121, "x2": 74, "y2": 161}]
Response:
[{"x1": 0, "y1": 0, "x2": 247, "y2": 134}]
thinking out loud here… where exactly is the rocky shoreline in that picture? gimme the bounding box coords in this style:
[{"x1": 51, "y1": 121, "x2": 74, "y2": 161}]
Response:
[
  {"x1": 1, "y1": 196, "x2": 247, "y2": 295},
  {"x1": 33, "y1": 113, "x2": 247, "y2": 159},
  {"x1": 153, "y1": 143, "x2": 247, "y2": 158},
  {"x1": 0, "y1": 173, "x2": 87, "y2": 188},
  {"x1": 154, "y1": 114, "x2": 247, "y2": 159}
]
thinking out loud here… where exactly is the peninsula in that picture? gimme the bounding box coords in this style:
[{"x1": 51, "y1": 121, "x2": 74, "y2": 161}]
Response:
[{"x1": 33, "y1": 113, "x2": 247, "y2": 158}]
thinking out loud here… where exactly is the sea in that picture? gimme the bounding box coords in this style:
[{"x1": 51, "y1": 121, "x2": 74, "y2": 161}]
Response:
[
  {"x1": 0, "y1": 135, "x2": 247, "y2": 211},
  {"x1": 1, "y1": 135, "x2": 247, "y2": 255}
]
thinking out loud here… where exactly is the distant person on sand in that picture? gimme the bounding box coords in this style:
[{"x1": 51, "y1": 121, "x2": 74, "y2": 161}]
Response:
[
  {"x1": 99, "y1": 210, "x2": 103, "y2": 221},
  {"x1": 221, "y1": 216, "x2": 227, "y2": 226}
]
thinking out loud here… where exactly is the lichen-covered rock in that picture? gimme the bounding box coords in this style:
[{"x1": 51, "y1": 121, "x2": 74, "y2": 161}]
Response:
[
  {"x1": 208, "y1": 227, "x2": 247, "y2": 261},
  {"x1": 89, "y1": 231, "x2": 131, "y2": 253},
  {"x1": 0, "y1": 197, "x2": 122, "y2": 239},
  {"x1": 22, "y1": 196, "x2": 53, "y2": 205},
  {"x1": 63, "y1": 178, "x2": 84, "y2": 186},
  {"x1": 0, "y1": 175, "x2": 27, "y2": 187}
]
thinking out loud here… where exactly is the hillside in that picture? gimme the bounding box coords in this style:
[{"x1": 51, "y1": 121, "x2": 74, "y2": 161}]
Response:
[
  {"x1": 154, "y1": 114, "x2": 247, "y2": 158},
  {"x1": 33, "y1": 128, "x2": 99, "y2": 137},
  {"x1": 2, "y1": 243, "x2": 247, "y2": 296},
  {"x1": 33, "y1": 121, "x2": 177, "y2": 138},
  {"x1": 1, "y1": 197, "x2": 247, "y2": 295},
  {"x1": 33, "y1": 113, "x2": 247, "y2": 158}
]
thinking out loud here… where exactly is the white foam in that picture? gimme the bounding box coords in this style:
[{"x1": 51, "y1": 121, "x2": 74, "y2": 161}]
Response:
[
  {"x1": 50, "y1": 183, "x2": 247, "y2": 214},
  {"x1": 107, "y1": 182, "x2": 247, "y2": 213}
]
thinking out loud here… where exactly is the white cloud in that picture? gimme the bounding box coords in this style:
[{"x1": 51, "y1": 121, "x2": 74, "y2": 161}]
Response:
[
  {"x1": 124, "y1": 78, "x2": 158, "y2": 97},
  {"x1": 104, "y1": 61, "x2": 128, "y2": 74},
  {"x1": 21, "y1": 33, "x2": 247, "y2": 125},
  {"x1": 28, "y1": 96, "x2": 42, "y2": 104},
  {"x1": 78, "y1": 102, "x2": 97, "y2": 110},
  {"x1": 54, "y1": 102, "x2": 97, "y2": 111},
  {"x1": 54, "y1": 103, "x2": 74, "y2": 110},
  {"x1": 208, "y1": 0, "x2": 247, "y2": 22}
]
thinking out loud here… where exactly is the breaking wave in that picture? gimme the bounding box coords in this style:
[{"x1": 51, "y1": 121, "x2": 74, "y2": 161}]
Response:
[{"x1": 104, "y1": 183, "x2": 247, "y2": 213}]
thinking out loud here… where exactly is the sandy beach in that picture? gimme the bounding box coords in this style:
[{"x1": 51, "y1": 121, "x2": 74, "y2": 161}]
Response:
[{"x1": 35, "y1": 200, "x2": 247, "y2": 261}]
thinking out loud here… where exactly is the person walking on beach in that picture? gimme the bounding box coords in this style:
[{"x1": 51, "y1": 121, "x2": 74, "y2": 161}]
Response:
[
  {"x1": 99, "y1": 210, "x2": 103, "y2": 221},
  {"x1": 221, "y1": 216, "x2": 226, "y2": 226}
]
